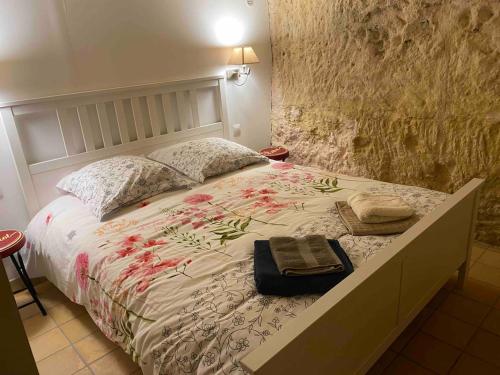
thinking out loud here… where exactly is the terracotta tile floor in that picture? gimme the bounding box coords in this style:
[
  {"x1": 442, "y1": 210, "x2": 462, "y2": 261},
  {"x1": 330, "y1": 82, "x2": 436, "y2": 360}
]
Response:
[
  {"x1": 370, "y1": 242, "x2": 500, "y2": 375},
  {"x1": 16, "y1": 282, "x2": 141, "y2": 375},
  {"x1": 15, "y1": 242, "x2": 500, "y2": 375}
]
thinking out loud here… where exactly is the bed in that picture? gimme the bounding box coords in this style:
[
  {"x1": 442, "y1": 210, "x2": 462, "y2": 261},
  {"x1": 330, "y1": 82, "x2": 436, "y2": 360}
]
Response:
[{"x1": 1, "y1": 76, "x2": 483, "y2": 374}]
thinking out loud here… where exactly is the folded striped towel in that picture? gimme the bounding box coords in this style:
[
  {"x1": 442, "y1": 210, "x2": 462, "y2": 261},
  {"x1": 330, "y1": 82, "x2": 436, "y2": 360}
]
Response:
[
  {"x1": 347, "y1": 192, "x2": 415, "y2": 223},
  {"x1": 254, "y1": 239, "x2": 353, "y2": 296},
  {"x1": 336, "y1": 201, "x2": 419, "y2": 235},
  {"x1": 269, "y1": 235, "x2": 344, "y2": 276}
]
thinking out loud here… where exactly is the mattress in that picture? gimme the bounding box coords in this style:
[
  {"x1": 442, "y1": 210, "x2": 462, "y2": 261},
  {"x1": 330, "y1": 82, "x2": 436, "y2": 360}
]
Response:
[{"x1": 24, "y1": 162, "x2": 448, "y2": 375}]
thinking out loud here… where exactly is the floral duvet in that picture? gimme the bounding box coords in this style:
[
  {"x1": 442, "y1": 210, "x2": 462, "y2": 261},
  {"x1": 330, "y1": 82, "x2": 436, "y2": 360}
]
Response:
[{"x1": 25, "y1": 162, "x2": 448, "y2": 375}]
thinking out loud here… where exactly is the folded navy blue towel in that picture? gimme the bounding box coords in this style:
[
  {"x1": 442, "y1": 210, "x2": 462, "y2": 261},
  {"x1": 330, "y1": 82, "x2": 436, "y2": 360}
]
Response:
[{"x1": 254, "y1": 239, "x2": 354, "y2": 296}]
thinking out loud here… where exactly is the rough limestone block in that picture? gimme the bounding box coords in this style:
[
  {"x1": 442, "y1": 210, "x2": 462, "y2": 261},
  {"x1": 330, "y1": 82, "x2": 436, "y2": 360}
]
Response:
[{"x1": 268, "y1": 0, "x2": 499, "y2": 245}]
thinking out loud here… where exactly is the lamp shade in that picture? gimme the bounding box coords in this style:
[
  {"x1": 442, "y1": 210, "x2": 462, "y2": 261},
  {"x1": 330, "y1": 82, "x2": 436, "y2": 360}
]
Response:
[{"x1": 228, "y1": 46, "x2": 260, "y2": 65}]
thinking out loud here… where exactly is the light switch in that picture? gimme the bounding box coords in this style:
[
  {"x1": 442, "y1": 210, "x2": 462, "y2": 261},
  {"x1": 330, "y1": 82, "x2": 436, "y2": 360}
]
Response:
[{"x1": 232, "y1": 123, "x2": 241, "y2": 137}]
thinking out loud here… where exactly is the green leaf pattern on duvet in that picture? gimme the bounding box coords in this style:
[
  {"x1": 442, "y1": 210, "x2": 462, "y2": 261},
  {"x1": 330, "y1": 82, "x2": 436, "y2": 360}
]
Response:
[
  {"x1": 312, "y1": 177, "x2": 342, "y2": 193},
  {"x1": 162, "y1": 225, "x2": 212, "y2": 251},
  {"x1": 209, "y1": 217, "x2": 253, "y2": 245}
]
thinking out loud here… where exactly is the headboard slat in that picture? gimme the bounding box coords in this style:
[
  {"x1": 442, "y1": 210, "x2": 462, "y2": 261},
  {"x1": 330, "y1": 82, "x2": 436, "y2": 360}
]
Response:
[
  {"x1": 162, "y1": 94, "x2": 176, "y2": 134},
  {"x1": 146, "y1": 96, "x2": 161, "y2": 137},
  {"x1": 189, "y1": 90, "x2": 200, "y2": 128},
  {"x1": 77, "y1": 105, "x2": 96, "y2": 152},
  {"x1": 176, "y1": 91, "x2": 189, "y2": 131},
  {"x1": 114, "y1": 100, "x2": 130, "y2": 144},
  {"x1": 96, "y1": 103, "x2": 113, "y2": 148},
  {"x1": 56, "y1": 109, "x2": 72, "y2": 156},
  {"x1": 131, "y1": 97, "x2": 146, "y2": 140}
]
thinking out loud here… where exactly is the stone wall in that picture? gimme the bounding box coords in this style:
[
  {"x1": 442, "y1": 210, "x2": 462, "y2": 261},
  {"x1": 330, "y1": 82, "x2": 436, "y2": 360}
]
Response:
[{"x1": 268, "y1": 0, "x2": 500, "y2": 245}]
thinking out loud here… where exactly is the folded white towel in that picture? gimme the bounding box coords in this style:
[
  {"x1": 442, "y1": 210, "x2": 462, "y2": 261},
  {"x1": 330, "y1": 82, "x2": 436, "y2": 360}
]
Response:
[{"x1": 347, "y1": 192, "x2": 415, "y2": 223}]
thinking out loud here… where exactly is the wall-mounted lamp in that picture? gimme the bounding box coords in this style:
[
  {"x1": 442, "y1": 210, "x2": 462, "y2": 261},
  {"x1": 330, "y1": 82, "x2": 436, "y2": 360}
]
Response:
[{"x1": 226, "y1": 46, "x2": 260, "y2": 83}]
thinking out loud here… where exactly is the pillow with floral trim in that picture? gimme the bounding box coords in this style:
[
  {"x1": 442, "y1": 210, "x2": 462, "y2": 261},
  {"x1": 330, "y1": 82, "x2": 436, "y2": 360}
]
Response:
[
  {"x1": 56, "y1": 155, "x2": 192, "y2": 220},
  {"x1": 148, "y1": 137, "x2": 268, "y2": 183}
]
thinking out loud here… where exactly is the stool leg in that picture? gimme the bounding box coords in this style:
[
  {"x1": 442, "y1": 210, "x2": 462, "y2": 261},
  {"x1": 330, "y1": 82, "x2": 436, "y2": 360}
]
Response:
[{"x1": 10, "y1": 254, "x2": 47, "y2": 316}]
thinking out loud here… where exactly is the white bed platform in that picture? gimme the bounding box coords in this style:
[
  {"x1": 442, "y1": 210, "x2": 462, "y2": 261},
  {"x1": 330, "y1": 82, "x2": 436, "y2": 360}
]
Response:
[
  {"x1": 1, "y1": 76, "x2": 483, "y2": 375},
  {"x1": 241, "y1": 177, "x2": 483, "y2": 374}
]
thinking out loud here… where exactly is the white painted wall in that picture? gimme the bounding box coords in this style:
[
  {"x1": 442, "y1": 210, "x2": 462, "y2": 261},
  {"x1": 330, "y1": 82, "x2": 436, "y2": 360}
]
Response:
[{"x1": 0, "y1": 0, "x2": 272, "y2": 278}]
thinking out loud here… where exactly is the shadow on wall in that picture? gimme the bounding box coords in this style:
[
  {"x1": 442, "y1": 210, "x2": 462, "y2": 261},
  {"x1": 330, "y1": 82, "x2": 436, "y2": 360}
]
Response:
[
  {"x1": 268, "y1": 0, "x2": 500, "y2": 245},
  {"x1": 0, "y1": 47, "x2": 228, "y2": 103}
]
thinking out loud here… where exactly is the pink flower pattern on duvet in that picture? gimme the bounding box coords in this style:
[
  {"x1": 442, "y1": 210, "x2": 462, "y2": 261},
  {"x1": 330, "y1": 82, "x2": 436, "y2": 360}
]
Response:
[
  {"x1": 183, "y1": 193, "x2": 214, "y2": 205},
  {"x1": 75, "y1": 253, "x2": 89, "y2": 290},
  {"x1": 80, "y1": 234, "x2": 191, "y2": 295},
  {"x1": 51, "y1": 162, "x2": 450, "y2": 375},
  {"x1": 271, "y1": 162, "x2": 294, "y2": 170},
  {"x1": 69, "y1": 162, "x2": 345, "y2": 373}
]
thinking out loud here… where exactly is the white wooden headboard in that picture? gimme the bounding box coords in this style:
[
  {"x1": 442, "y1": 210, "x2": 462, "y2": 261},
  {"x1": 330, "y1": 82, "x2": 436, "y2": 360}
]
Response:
[{"x1": 0, "y1": 75, "x2": 229, "y2": 217}]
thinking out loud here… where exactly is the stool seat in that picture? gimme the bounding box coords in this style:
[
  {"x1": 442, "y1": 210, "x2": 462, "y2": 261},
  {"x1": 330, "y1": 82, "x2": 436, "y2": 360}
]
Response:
[
  {"x1": 0, "y1": 230, "x2": 26, "y2": 258},
  {"x1": 260, "y1": 146, "x2": 290, "y2": 161}
]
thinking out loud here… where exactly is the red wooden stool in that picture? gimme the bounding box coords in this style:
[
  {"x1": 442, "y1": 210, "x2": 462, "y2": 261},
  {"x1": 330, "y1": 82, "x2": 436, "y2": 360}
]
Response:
[
  {"x1": 259, "y1": 146, "x2": 289, "y2": 162},
  {"x1": 0, "y1": 230, "x2": 46, "y2": 315}
]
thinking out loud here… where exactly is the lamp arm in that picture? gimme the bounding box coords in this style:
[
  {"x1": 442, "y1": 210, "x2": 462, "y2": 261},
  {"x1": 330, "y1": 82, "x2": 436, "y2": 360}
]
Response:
[
  {"x1": 241, "y1": 65, "x2": 251, "y2": 76},
  {"x1": 233, "y1": 73, "x2": 250, "y2": 86}
]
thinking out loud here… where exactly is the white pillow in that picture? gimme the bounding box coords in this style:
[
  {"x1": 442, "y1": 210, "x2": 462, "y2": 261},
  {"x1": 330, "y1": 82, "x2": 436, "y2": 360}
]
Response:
[
  {"x1": 148, "y1": 137, "x2": 268, "y2": 183},
  {"x1": 57, "y1": 155, "x2": 192, "y2": 220}
]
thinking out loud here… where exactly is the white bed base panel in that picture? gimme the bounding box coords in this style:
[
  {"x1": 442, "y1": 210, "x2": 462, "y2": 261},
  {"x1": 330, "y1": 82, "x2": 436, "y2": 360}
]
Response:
[
  {"x1": 240, "y1": 177, "x2": 483, "y2": 375},
  {"x1": 1, "y1": 75, "x2": 230, "y2": 215}
]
